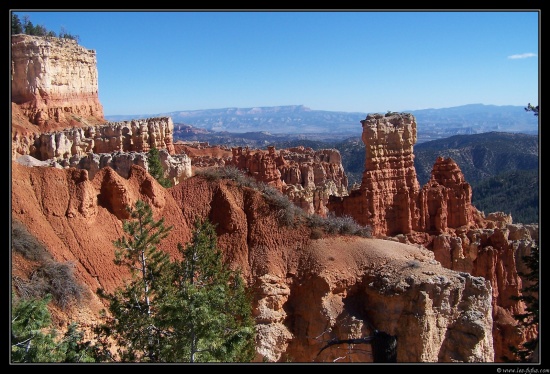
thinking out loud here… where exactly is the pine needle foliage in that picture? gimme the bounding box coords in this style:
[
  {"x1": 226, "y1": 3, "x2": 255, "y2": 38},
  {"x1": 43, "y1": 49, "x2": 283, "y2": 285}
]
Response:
[
  {"x1": 11, "y1": 293, "x2": 96, "y2": 363},
  {"x1": 157, "y1": 218, "x2": 256, "y2": 362},
  {"x1": 97, "y1": 199, "x2": 173, "y2": 362},
  {"x1": 96, "y1": 201, "x2": 255, "y2": 362},
  {"x1": 147, "y1": 147, "x2": 173, "y2": 188}
]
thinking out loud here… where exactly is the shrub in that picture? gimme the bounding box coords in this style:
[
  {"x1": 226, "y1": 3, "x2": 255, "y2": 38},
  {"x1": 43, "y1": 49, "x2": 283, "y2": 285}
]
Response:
[
  {"x1": 306, "y1": 212, "x2": 372, "y2": 238},
  {"x1": 310, "y1": 228, "x2": 324, "y2": 240},
  {"x1": 12, "y1": 220, "x2": 52, "y2": 262},
  {"x1": 11, "y1": 220, "x2": 87, "y2": 310},
  {"x1": 405, "y1": 260, "x2": 421, "y2": 269},
  {"x1": 196, "y1": 166, "x2": 303, "y2": 227}
]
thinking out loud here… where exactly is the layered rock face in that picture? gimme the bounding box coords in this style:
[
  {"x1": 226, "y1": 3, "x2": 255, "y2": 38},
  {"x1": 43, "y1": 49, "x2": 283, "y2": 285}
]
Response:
[
  {"x1": 431, "y1": 221, "x2": 539, "y2": 361},
  {"x1": 328, "y1": 113, "x2": 485, "y2": 236},
  {"x1": 229, "y1": 145, "x2": 349, "y2": 216},
  {"x1": 231, "y1": 146, "x2": 285, "y2": 190},
  {"x1": 11, "y1": 35, "x2": 105, "y2": 131},
  {"x1": 328, "y1": 113, "x2": 421, "y2": 235},
  {"x1": 11, "y1": 161, "x2": 495, "y2": 362},
  {"x1": 13, "y1": 117, "x2": 176, "y2": 160},
  {"x1": 13, "y1": 117, "x2": 191, "y2": 186},
  {"x1": 177, "y1": 143, "x2": 350, "y2": 217},
  {"x1": 418, "y1": 157, "x2": 482, "y2": 233}
]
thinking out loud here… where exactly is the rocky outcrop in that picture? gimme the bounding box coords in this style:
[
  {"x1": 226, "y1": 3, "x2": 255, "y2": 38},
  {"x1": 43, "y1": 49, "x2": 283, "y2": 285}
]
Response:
[
  {"x1": 418, "y1": 157, "x2": 483, "y2": 233},
  {"x1": 12, "y1": 117, "x2": 176, "y2": 161},
  {"x1": 278, "y1": 147, "x2": 348, "y2": 192},
  {"x1": 11, "y1": 34, "x2": 105, "y2": 131},
  {"x1": 431, "y1": 222, "x2": 538, "y2": 360},
  {"x1": 327, "y1": 112, "x2": 486, "y2": 237},
  {"x1": 16, "y1": 148, "x2": 192, "y2": 187},
  {"x1": 11, "y1": 161, "x2": 495, "y2": 362},
  {"x1": 327, "y1": 113, "x2": 421, "y2": 235},
  {"x1": 231, "y1": 146, "x2": 285, "y2": 190},
  {"x1": 229, "y1": 145, "x2": 349, "y2": 216}
]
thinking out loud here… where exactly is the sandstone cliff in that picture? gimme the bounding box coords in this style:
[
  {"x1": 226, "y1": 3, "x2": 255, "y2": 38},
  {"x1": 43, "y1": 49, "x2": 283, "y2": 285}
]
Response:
[
  {"x1": 12, "y1": 117, "x2": 176, "y2": 160},
  {"x1": 12, "y1": 117, "x2": 191, "y2": 186},
  {"x1": 174, "y1": 142, "x2": 350, "y2": 217},
  {"x1": 11, "y1": 34, "x2": 105, "y2": 133},
  {"x1": 11, "y1": 161, "x2": 495, "y2": 362}
]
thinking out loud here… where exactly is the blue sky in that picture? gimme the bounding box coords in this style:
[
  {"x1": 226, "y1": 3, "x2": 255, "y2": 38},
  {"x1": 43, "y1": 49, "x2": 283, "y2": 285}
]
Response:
[{"x1": 11, "y1": 10, "x2": 540, "y2": 116}]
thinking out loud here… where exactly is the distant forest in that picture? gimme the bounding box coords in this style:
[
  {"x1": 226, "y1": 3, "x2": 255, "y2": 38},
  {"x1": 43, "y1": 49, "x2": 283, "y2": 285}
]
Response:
[
  {"x1": 470, "y1": 169, "x2": 538, "y2": 225},
  {"x1": 11, "y1": 13, "x2": 79, "y2": 41}
]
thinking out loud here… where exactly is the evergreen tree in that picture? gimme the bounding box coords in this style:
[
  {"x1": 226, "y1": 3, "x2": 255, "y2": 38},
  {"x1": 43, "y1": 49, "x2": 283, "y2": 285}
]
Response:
[
  {"x1": 158, "y1": 218, "x2": 256, "y2": 362},
  {"x1": 507, "y1": 244, "x2": 539, "y2": 362},
  {"x1": 96, "y1": 202, "x2": 256, "y2": 362},
  {"x1": 96, "y1": 199, "x2": 173, "y2": 362},
  {"x1": 12, "y1": 14, "x2": 23, "y2": 34},
  {"x1": 147, "y1": 147, "x2": 172, "y2": 188},
  {"x1": 525, "y1": 103, "x2": 539, "y2": 116},
  {"x1": 11, "y1": 293, "x2": 96, "y2": 362}
]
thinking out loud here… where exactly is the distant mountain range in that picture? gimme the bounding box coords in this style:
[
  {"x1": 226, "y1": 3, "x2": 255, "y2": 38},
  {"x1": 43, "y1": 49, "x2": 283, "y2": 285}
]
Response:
[{"x1": 105, "y1": 103, "x2": 539, "y2": 142}]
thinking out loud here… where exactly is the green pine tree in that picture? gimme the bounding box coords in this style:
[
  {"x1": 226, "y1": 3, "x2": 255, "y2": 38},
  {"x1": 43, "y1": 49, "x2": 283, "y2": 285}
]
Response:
[
  {"x1": 96, "y1": 199, "x2": 173, "y2": 362},
  {"x1": 508, "y1": 244, "x2": 539, "y2": 362},
  {"x1": 96, "y1": 201, "x2": 256, "y2": 362},
  {"x1": 158, "y1": 218, "x2": 256, "y2": 362},
  {"x1": 11, "y1": 293, "x2": 96, "y2": 363},
  {"x1": 12, "y1": 14, "x2": 23, "y2": 34},
  {"x1": 147, "y1": 147, "x2": 172, "y2": 188}
]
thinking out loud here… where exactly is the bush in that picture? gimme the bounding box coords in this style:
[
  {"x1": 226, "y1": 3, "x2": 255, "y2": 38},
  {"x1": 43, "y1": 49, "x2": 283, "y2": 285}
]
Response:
[
  {"x1": 12, "y1": 220, "x2": 52, "y2": 262},
  {"x1": 310, "y1": 228, "x2": 324, "y2": 240},
  {"x1": 306, "y1": 213, "x2": 372, "y2": 238},
  {"x1": 11, "y1": 220, "x2": 87, "y2": 310}
]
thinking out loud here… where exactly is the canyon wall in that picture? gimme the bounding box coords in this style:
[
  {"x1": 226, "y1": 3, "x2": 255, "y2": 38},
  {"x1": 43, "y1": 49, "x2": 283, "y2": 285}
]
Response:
[
  {"x1": 11, "y1": 161, "x2": 495, "y2": 362},
  {"x1": 13, "y1": 117, "x2": 191, "y2": 186},
  {"x1": 10, "y1": 32, "x2": 537, "y2": 363},
  {"x1": 230, "y1": 145, "x2": 349, "y2": 216},
  {"x1": 11, "y1": 34, "x2": 105, "y2": 132}
]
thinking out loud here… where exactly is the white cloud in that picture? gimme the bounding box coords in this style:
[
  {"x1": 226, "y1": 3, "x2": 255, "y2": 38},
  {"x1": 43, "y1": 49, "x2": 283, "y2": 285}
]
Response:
[{"x1": 507, "y1": 53, "x2": 537, "y2": 59}]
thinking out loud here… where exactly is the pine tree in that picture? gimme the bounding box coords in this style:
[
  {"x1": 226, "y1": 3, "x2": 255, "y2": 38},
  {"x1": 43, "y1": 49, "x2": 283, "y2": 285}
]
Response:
[
  {"x1": 525, "y1": 103, "x2": 539, "y2": 117},
  {"x1": 96, "y1": 202, "x2": 255, "y2": 362},
  {"x1": 508, "y1": 244, "x2": 539, "y2": 362},
  {"x1": 11, "y1": 14, "x2": 23, "y2": 34},
  {"x1": 96, "y1": 199, "x2": 173, "y2": 362},
  {"x1": 11, "y1": 293, "x2": 96, "y2": 362},
  {"x1": 157, "y1": 218, "x2": 256, "y2": 362},
  {"x1": 147, "y1": 147, "x2": 172, "y2": 188}
]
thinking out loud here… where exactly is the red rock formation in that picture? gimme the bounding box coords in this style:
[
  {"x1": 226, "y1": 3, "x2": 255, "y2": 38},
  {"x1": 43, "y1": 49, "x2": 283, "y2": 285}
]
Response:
[
  {"x1": 11, "y1": 161, "x2": 495, "y2": 362},
  {"x1": 328, "y1": 113, "x2": 421, "y2": 235},
  {"x1": 11, "y1": 35, "x2": 105, "y2": 132},
  {"x1": 431, "y1": 223, "x2": 538, "y2": 361},
  {"x1": 231, "y1": 146, "x2": 285, "y2": 190},
  {"x1": 327, "y1": 112, "x2": 538, "y2": 362},
  {"x1": 418, "y1": 156, "x2": 483, "y2": 233},
  {"x1": 10, "y1": 30, "x2": 538, "y2": 363}
]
